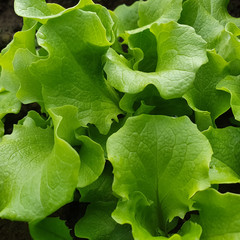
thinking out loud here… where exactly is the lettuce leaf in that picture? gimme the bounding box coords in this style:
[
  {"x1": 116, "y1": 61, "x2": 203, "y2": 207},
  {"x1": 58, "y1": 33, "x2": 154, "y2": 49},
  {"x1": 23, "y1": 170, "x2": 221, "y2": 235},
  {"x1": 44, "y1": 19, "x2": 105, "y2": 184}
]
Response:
[
  {"x1": 107, "y1": 115, "x2": 211, "y2": 237},
  {"x1": 13, "y1": 9, "x2": 122, "y2": 134},
  {"x1": 204, "y1": 126, "x2": 240, "y2": 183},
  {"x1": 104, "y1": 21, "x2": 207, "y2": 99},
  {"x1": 184, "y1": 51, "x2": 230, "y2": 124},
  {"x1": 193, "y1": 188, "x2": 240, "y2": 239},
  {"x1": 1, "y1": 0, "x2": 240, "y2": 239},
  {"x1": 29, "y1": 217, "x2": 72, "y2": 240},
  {"x1": 0, "y1": 113, "x2": 79, "y2": 221},
  {"x1": 75, "y1": 201, "x2": 134, "y2": 240}
]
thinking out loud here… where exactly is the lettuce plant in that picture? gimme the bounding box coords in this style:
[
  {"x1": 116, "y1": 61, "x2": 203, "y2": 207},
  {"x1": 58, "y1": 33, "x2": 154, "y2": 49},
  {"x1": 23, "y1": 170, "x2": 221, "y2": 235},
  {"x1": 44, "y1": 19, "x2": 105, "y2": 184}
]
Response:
[{"x1": 1, "y1": 0, "x2": 240, "y2": 239}]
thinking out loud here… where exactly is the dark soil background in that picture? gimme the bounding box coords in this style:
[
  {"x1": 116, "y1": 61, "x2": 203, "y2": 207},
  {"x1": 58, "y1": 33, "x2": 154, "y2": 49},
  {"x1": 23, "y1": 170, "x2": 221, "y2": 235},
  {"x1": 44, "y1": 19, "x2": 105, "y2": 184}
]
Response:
[{"x1": 0, "y1": 0, "x2": 240, "y2": 239}]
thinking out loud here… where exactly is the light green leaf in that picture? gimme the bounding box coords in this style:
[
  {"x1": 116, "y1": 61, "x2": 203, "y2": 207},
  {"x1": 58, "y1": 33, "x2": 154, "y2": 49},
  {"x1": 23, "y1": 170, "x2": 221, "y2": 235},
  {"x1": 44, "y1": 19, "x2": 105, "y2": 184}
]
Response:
[
  {"x1": 18, "y1": 110, "x2": 48, "y2": 128},
  {"x1": 14, "y1": 10, "x2": 121, "y2": 134},
  {"x1": 81, "y1": 4, "x2": 115, "y2": 43},
  {"x1": 48, "y1": 105, "x2": 105, "y2": 188},
  {"x1": 217, "y1": 75, "x2": 240, "y2": 121},
  {"x1": 29, "y1": 217, "x2": 72, "y2": 240},
  {"x1": 203, "y1": 126, "x2": 240, "y2": 183},
  {"x1": 130, "y1": 0, "x2": 182, "y2": 34},
  {"x1": 179, "y1": 0, "x2": 224, "y2": 48},
  {"x1": 0, "y1": 22, "x2": 37, "y2": 117},
  {"x1": 14, "y1": 0, "x2": 93, "y2": 23},
  {"x1": 48, "y1": 106, "x2": 82, "y2": 145},
  {"x1": 114, "y1": 0, "x2": 182, "y2": 35},
  {"x1": 0, "y1": 22, "x2": 36, "y2": 91},
  {"x1": 0, "y1": 90, "x2": 21, "y2": 119},
  {"x1": 138, "y1": 0, "x2": 182, "y2": 27},
  {"x1": 104, "y1": 21, "x2": 207, "y2": 99},
  {"x1": 193, "y1": 188, "x2": 240, "y2": 239},
  {"x1": 197, "y1": 0, "x2": 240, "y2": 28},
  {"x1": 13, "y1": 49, "x2": 44, "y2": 105},
  {"x1": 15, "y1": 0, "x2": 52, "y2": 18},
  {"x1": 113, "y1": 192, "x2": 202, "y2": 240},
  {"x1": 194, "y1": 111, "x2": 213, "y2": 131},
  {"x1": 114, "y1": 1, "x2": 140, "y2": 33},
  {"x1": 215, "y1": 22, "x2": 240, "y2": 62},
  {"x1": 107, "y1": 115, "x2": 211, "y2": 236},
  {"x1": 76, "y1": 135, "x2": 105, "y2": 188},
  {"x1": 75, "y1": 201, "x2": 133, "y2": 240},
  {"x1": 112, "y1": 191, "x2": 161, "y2": 239},
  {"x1": 184, "y1": 51, "x2": 230, "y2": 122},
  {"x1": 0, "y1": 112, "x2": 80, "y2": 221},
  {"x1": 178, "y1": 221, "x2": 202, "y2": 240}
]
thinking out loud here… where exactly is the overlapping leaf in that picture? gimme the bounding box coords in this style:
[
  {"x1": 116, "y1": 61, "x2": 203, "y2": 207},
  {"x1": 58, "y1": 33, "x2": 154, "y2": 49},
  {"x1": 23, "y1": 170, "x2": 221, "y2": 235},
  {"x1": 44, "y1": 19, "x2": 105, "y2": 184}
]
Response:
[
  {"x1": 75, "y1": 201, "x2": 134, "y2": 240},
  {"x1": 0, "y1": 23, "x2": 36, "y2": 118},
  {"x1": 1, "y1": 0, "x2": 240, "y2": 239},
  {"x1": 14, "y1": 0, "x2": 93, "y2": 23},
  {"x1": 29, "y1": 217, "x2": 72, "y2": 240},
  {"x1": 13, "y1": 9, "x2": 121, "y2": 134},
  {"x1": 193, "y1": 188, "x2": 240, "y2": 239},
  {"x1": 0, "y1": 112, "x2": 80, "y2": 221},
  {"x1": 203, "y1": 126, "x2": 240, "y2": 183},
  {"x1": 114, "y1": 0, "x2": 182, "y2": 34},
  {"x1": 104, "y1": 21, "x2": 207, "y2": 99},
  {"x1": 107, "y1": 115, "x2": 211, "y2": 238},
  {"x1": 217, "y1": 75, "x2": 240, "y2": 121},
  {"x1": 184, "y1": 51, "x2": 230, "y2": 124},
  {"x1": 120, "y1": 84, "x2": 192, "y2": 117},
  {"x1": 179, "y1": 0, "x2": 224, "y2": 48}
]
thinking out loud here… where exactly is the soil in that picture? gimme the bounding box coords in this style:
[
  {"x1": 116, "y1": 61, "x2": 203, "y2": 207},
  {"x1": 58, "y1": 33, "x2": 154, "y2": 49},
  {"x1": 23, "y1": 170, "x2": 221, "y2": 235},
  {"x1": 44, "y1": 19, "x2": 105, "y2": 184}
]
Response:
[{"x1": 0, "y1": 0, "x2": 240, "y2": 239}]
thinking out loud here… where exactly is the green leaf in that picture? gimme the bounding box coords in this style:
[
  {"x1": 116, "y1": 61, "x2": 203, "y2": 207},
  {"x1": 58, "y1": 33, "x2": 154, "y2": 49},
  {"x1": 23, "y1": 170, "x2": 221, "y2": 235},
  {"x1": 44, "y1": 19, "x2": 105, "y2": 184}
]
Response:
[
  {"x1": 14, "y1": 0, "x2": 93, "y2": 23},
  {"x1": 0, "y1": 90, "x2": 21, "y2": 119},
  {"x1": 13, "y1": 49, "x2": 44, "y2": 105},
  {"x1": 14, "y1": 10, "x2": 122, "y2": 134},
  {"x1": 217, "y1": 75, "x2": 240, "y2": 121},
  {"x1": 197, "y1": 0, "x2": 240, "y2": 28},
  {"x1": 0, "y1": 24, "x2": 36, "y2": 91},
  {"x1": 120, "y1": 85, "x2": 192, "y2": 117},
  {"x1": 138, "y1": 0, "x2": 182, "y2": 27},
  {"x1": 203, "y1": 126, "x2": 240, "y2": 183},
  {"x1": 0, "y1": 22, "x2": 37, "y2": 117},
  {"x1": 114, "y1": 0, "x2": 182, "y2": 35},
  {"x1": 194, "y1": 111, "x2": 213, "y2": 131},
  {"x1": 75, "y1": 201, "x2": 133, "y2": 240},
  {"x1": 128, "y1": 29, "x2": 158, "y2": 72},
  {"x1": 76, "y1": 135, "x2": 105, "y2": 188},
  {"x1": 215, "y1": 22, "x2": 240, "y2": 62},
  {"x1": 81, "y1": 4, "x2": 115, "y2": 44},
  {"x1": 29, "y1": 217, "x2": 72, "y2": 240},
  {"x1": 179, "y1": 0, "x2": 224, "y2": 48},
  {"x1": 15, "y1": 0, "x2": 52, "y2": 18},
  {"x1": 104, "y1": 21, "x2": 207, "y2": 99},
  {"x1": 107, "y1": 115, "x2": 211, "y2": 236},
  {"x1": 48, "y1": 106, "x2": 82, "y2": 145},
  {"x1": 114, "y1": 2, "x2": 140, "y2": 33},
  {"x1": 193, "y1": 188, "x2": 240, "y2": 239},
  {"x1": 178, "y1": 221, "x2": 202, "y2": 240},
  {"x1": 49, "y1": 105, "x2": 105, "y2": 188},
  {"x1": 0, "y1": 112, "x2": 80, "y2": 221},
  {"x1": 113, "y1": 192, "x2": 202, "y2": 240},
  {"x1": 79, "y1": 162, "x2": 115, "y2": 203},
  {"x1": 183, "y1": 51, "x2": 230, "y2": 122},
  {"x1": 0, "y1": 120, "x2": 4, "y2": 137}
]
